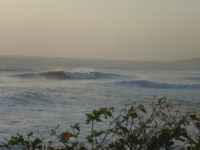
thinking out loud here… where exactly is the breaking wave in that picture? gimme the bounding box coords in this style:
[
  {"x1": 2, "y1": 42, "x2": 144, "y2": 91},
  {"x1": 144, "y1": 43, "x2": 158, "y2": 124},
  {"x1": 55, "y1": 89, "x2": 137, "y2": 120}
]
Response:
[
  {"x1": 15, "y1": 70, "x2": 129, "y2": 80},
  {"x1": 117, "y1": 80, "x2": 200, "y2": 89}
]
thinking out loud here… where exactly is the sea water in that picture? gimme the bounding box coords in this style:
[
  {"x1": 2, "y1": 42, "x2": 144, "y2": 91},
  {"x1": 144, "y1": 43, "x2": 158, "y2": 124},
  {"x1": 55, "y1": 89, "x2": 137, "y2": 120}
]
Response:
[{"x1": 0, "y1": 56, "x2": 200, "y2": 137}]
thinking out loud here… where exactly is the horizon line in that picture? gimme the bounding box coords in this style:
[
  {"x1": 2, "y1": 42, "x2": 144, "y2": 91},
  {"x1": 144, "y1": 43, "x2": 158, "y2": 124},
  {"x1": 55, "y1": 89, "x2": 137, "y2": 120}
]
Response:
[{"x1": 0, "y1": 54, "x2": 199, "y2": 62}]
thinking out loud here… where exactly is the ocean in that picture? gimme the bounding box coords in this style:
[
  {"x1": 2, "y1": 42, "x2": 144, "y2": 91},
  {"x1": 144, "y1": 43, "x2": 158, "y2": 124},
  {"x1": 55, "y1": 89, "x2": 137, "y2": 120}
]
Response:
[{"x1": 0, "y1": 56, "x2": 200, "y2": 137}]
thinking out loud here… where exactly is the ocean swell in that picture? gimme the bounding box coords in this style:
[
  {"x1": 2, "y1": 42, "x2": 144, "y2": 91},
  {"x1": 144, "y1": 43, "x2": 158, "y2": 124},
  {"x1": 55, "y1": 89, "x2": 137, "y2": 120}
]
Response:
[
  {"x1": 117, "y1": 80, "x2": 200, "y2": 89},
  {"x1": 186, "y1": 77, "x2": 200, "y2": 81},
  {"x1": 14, "y1": 70, "x2": 128, "y2": 80}
]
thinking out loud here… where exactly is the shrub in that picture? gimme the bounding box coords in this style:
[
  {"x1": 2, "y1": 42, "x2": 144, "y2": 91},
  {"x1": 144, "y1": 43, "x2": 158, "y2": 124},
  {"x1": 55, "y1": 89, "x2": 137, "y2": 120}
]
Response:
[{"x1": 0, "y1": 97, "x2": 199, "y2": 150}]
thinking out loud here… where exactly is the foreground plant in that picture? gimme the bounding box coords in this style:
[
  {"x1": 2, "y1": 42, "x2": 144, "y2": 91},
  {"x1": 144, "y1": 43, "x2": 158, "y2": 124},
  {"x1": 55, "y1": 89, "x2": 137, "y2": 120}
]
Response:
[{"x1": 0, "y1": 97, "x2": 199, "y2": 150}]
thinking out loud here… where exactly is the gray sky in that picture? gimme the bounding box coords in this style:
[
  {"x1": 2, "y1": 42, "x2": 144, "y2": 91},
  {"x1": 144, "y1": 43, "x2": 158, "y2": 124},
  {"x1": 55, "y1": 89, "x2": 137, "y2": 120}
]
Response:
[{"x1": 0, "y1": 0, "x2": 200, "y2": 60}]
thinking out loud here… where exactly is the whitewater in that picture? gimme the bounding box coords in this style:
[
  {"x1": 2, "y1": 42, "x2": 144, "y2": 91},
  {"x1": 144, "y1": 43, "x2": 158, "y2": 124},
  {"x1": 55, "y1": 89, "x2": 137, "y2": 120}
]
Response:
[{"x1": 0, "y1": 56, "x2": 200, "y2": 137}]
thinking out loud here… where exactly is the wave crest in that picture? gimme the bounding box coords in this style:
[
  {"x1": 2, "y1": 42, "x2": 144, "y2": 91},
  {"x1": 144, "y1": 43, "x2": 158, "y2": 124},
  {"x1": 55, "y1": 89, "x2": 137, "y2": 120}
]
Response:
[{"x1": 15, "y1": 70, "x2": 128, "y2": 80}]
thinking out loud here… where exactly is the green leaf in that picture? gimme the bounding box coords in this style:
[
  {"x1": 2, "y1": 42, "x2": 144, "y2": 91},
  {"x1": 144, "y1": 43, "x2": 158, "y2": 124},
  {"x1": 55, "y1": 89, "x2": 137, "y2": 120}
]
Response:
[
  {"x1": 128, "y1": 106, "x2": 134, "y2": 113},
  {"x1": 138, "y1": 105, "x2": 146, "y2": 114},
  {"x1": 96, "y1": 118, "x2": 102, "y2": 122},
  {"x1": 8, "y1": 140, "x2": 17, "y2": 146},
  {"x1": 27, "y1": 132, "x2": 33, "y2": 137},
  {"x1": 32, "y1": 138, "x2": 42, "y2": 146},
  {"x1": 130, "y1": 112, "x2": 138, "y2": 119}
]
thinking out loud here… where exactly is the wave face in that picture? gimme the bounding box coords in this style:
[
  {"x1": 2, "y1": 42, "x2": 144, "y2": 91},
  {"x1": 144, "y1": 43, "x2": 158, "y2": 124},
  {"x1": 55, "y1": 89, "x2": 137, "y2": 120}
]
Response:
[
  {"x1": 117, "y1": 80, "x2": 200, "y2": 89},
  {"x1": 186, "y1": 77, "x2": 200, "y2": 81},
  {"x1": 15, "y1": 70, "x2": 128, "y2": 80},
  {"x1": 40, "y1": 71, "x2": 70, "y2": 79}
]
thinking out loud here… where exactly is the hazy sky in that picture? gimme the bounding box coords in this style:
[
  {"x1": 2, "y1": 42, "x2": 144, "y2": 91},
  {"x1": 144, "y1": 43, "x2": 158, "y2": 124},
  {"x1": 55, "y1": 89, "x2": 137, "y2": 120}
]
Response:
[{"x1": 0, "y1": 0, "x2": 200, "y2": 60}]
